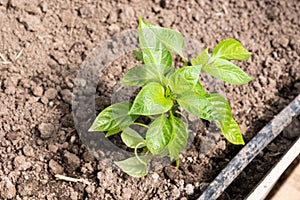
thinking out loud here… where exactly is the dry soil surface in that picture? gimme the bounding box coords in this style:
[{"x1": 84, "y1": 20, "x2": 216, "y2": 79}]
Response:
[{"x1": 0, "y1": 0, "x2": 299, "y2": 199}]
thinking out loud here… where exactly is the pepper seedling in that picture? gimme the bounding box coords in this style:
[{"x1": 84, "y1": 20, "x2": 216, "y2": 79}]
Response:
[{"x1": 89, "y1": 18, "x2": 252, "y2": 177}]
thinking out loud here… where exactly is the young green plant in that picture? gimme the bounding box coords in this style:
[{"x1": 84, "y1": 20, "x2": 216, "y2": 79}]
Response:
[{"x1": 89, "y1": 18, "x2": 252, "y2": 177}]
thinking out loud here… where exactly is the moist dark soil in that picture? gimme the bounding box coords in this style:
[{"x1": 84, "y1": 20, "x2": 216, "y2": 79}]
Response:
[{"x1": 0, "y1": 0, "x2": 299, "y2": 199}]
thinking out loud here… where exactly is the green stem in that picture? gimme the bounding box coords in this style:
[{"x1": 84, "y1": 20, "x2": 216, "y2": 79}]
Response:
[
  {"x1": 171, "y1": 102, "x2": 179, "y2": 114},
  {"x1": 134, "y1": 142, "x2": 147, "y2": 165},
  {"x1": 133, "y1": 122, "x2": 149, "y2": 128},
  {"x1": 175, "y1": 158, "x2": 180, "y2": 168},
  {"x1": 170, "y1": 93, "x2": 177, "y2": 101},
  {"x1": 142, "y1": 148, "x2": 149, "y2": 154},
  {"x1": 175, "y1": 111, "x2": 188, "y2": 125},
  {"x1": 147, "y1": 115, "x2": 155, "y2": 120},
  {"x1": 182, "y1": 56, "x2": 188, "y2": 66}
]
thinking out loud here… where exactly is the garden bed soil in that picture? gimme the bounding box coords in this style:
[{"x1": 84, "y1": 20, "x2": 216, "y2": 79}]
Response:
[{"x1": 0, "y1": 0, "x2": 299, "y2": 199}]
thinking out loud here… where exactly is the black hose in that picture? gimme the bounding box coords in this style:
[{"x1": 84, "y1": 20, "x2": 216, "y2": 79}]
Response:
[{"x1": 198, "y1": 94, "x2": 300, "y2": 200}]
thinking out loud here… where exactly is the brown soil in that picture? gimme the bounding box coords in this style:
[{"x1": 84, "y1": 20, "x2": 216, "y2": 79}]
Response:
[{"x1": 0, "y1": 0, "x2": 299, "y2": 199}]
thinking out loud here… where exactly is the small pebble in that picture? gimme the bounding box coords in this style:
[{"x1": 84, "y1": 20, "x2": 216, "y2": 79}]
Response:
[
  {"x1": 85, "y1": 185, "x2": 95, "y2": 194},
  {"x1": 65, "y1": 76, "x2": 74, "y2": 88},
  {"x1": 171, "y1": 186, "x2": 180, "y2": 199},
  {"x1": 23, "y1": 145, "x2": 35, "y2": 157},
  {"x1": 61, "y1": 89, "x2": 72, "y2": 104},
  {"x1": 63, "y1": 150, "x2": 80, "y2": 171},
  {"x1": 108, "y1": 24, "x2": 120, "y2": 35},
  {"x1": 14, "y1": 155, "x2": 32, "y2": 171},
  {"x1": 178, "y1": 179, "x2": 185, "y2": 190},
  {"x1": 32, "y1": 86, "x2": 43, "y2": 97},
  {"x1": 38, "y1": 123, "x2": 55, "y2": 139},
  {"x1": 49, "y1": 159, "x2": 64, "y2": 174},
  {"x1": 0, "y1": 177, "x2": 16, "y2": 199},
  {"x1": 19, "y1": 14, "x2": 42, "y2": 31},
  {"x1": 82, "y1": 151, "x2": 95, "y2": 162},
  {"x1": 185, "y1": 184, "x2": 194, "y2": 195},
  {"x1": 44, "y1": 88, "x2": 57, "y2": 100},
  {"x1": 122, "y1": 188, "x2": 132, "y2": 199},
  {"x1": 279, "y1": 36, "x2": 289, "y2": 48},
  {"x1": 70, "y1": 135, "x2": 76, "y2": 143},
  {"x1": 187, "y1": 157, "x2": 193, "y2": 163},
  {"x1": 40, "y1": 96, "x2": 49, "y2": 104},
  {"x1": 152, "y1": 172, "x2": 159, "y2": 183},
  {"x1": 70, "y1": 191, "x2": 78, "y2": 200},
  {"x1": 48, "y1": 144, "x2": 58, "y2": 153},
  {"x1": 40, "y1": 1, "x2": 48, "y2": 12}
]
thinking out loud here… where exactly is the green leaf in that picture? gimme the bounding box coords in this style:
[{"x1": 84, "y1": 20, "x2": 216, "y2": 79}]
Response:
[
  {"x1": 165, "y1": 67, "x2": 175, "y2": 78},
  {"x1": 211, "y1": 38, "x2": 251, "y2": 61},
  {"x1": 219, "y1": 118, "x2": 245, "y2": 145},
  {"x1": 138, "y1": 18, "x2": 185, "y2": 64},
  {"x1": 191, "y1": 48, "x2": 209, "y2": 66},
  {"x1": 121, "y1": 127, "x2": 145, "y2": 148},
  {"x1": 89, "y1": 102, "x2": 138, "y2": 132},
  {"x1": 206, "y1": 94, "x2": 244, "y2": 145},
  {"x1": 114, "y1": 156, "x2": 150, "y2": 178},
  {"x1": 133, "y1": 50, "x2": 144, "y2": 62},
  {"x1": 156, "y1": 147, "x2": 170, "y2": 157},
  {"x1": 139, "y1": 18, "x2": 185, "y2": 57},
  {"x1": 168, "y1": 65, "x2": 202, "y2": 95},
  {"x1": 138, "y1": 19, "x2": 172, "y2": 73},
  {"x1": 203, "y1": 58, "x2": 253, "y2": 85},
  {"x1": 192, "y1": 82, "x2": 206, "y2": 96},
  {"x1": 121, "y1": 65, "x2": 160, "y2": 86},
  {"x1": 129, "y1": 82, "x2": 173, "y2": 115},
  {"x1": 206, "y1": 93, "x2": 231, "y2": 120},
  {"x1": 105, "y1": 128, "x2": 122, "y2": 137},
  {"x1": 168, "y1": 114, "x2": 188, "y2": 160},
  {"x1": 142, "y1": 44, "x2": 172, "y2": 73},
  {"x1": 177, "y1": 93, "x2": 220, "y2": 120},
  {"x1": 146, "y1": 115, "x2": 172, "y2": 155}
]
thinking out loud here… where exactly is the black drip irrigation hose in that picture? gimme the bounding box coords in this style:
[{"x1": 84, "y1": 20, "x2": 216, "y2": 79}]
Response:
[{"x1": 198, "y1": 94, "x2": 300, "y2": 200}]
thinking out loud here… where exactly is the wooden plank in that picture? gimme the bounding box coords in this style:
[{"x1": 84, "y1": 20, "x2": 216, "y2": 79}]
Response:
[
  {"x1": 246, "y1": 138, "x2": 300, "y2": 200},
  {"x1": 271, "y1": 161, "x2": 300, "y2": 200}
]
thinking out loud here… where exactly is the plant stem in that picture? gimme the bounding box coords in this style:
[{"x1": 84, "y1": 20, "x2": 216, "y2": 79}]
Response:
[
  {"x1": 134, "y1": 142, "x2": 147, "y2": 165},
  {"x1": 182, "y1": 56, "x2": 188, "y2": 66},
  {"x1": 147, "y1": 115, "x2": 155, "y2": 119},
  {"x1": 133, "y1": 122, "x2": 149, "y2": 128},
  {"x1": 175, "y1": 158, "x2": 180, "y2": 168},
  {"x1": 175, "y1": 111, "x2": 188, "y2": 124}
]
